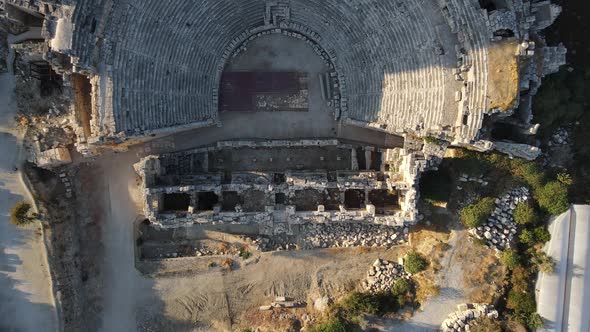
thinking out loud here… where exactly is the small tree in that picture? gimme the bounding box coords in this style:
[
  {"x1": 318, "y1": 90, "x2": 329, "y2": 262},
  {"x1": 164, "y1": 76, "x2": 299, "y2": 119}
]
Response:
[
  {"x1": 10, "y1": 201, "x2": 34, "y2": 226},
  {"x1": 404, "y1": 252, "x2": 428, "y2": 274},
  {"x1": 460, "y1": 197, "x2": 496, "y2": 228},
  {"x1": 513, "y1": 203, "x2": 536, "y2": 225}
]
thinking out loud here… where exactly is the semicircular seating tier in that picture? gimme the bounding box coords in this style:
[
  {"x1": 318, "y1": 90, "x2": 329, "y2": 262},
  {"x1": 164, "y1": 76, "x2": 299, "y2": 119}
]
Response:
[{"x1": 71, "y1": 0, "x2": 490, "y2": 142}]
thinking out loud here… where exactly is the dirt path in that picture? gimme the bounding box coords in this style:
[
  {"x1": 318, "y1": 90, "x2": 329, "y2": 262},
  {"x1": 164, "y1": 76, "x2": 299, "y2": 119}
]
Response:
[
  {"x1": 0, "y1": 29, "x2": 58, "y2": 332},
  {"x1": 97, "y1": 152, "x2": 155, "y2": 332},
  {"x1": 386, "y1": 221, "x2": 470, "y2": 331}
]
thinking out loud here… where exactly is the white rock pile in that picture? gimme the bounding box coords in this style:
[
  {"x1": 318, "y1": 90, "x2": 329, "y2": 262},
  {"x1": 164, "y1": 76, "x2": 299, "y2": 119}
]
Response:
[
  {"x1": 440, "y1": 303, "x2": 499, "y2": 332},
  {"x1": 470, "y1": 187, "x2": 530, "y2": 251},
  {"x1": 362, "y1": 258, "x2": 410, "y2": 292},
  {"x1": 302, "y1": 223, "x2": 408, "y2": 249}
]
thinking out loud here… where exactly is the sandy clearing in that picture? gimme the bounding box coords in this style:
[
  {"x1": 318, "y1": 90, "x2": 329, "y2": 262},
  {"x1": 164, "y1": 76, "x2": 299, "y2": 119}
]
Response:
[{"x1": 0, "y1": 38, "x2": 57, "y2": 332}]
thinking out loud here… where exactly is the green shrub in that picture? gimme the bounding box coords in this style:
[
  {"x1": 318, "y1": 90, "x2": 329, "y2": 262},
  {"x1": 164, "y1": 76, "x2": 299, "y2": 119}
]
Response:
[
  {"x1": 519, "y1": 229, "x2": 535, "y2": 246},
  {"x1": 331, "y1": 290, "x2": 408, "y2": 323},
  {"x1": 513, "y1": 163, "x2": 545, "y2": 190},
  {"x1": 513, "y1": 203, "x2": 536, "y2": 225},
  {"x1": 536, "y1": 181, "x2": 569, "y2": 215},
  {"x1": 460, "y1": 197, "x2": 496, "y2": 228},
  {"x1": 533, "y1": 227, "x2": 551, "y2": 244},
  {"x1": 527, "y1": 313, "x2": 544, "y2": 329},
  {"x1": 391, "y1": 278, "x2": 411, "y2": 295},
  {"x1": 557, "y1": 172, "x2": 573, "y2": 186},
  {"x1": 404, "y1": 252, "x2": 428, "y2": 274},
  {"x1": 424, "y1": 136, "x2": 438, "y2": 144},
  {"x1": 240, "y1": 329, "x2": 255, "y2": 332},
  {"x1": 500, "y1": 249, "x2": 520, "y2": 270},
  {"x1": 308, "y1": 318, "x2": 350, "y2": 332},
  {"x1": 10, "y1": 201, "x2": 34, "y2": 226},
  {"x1": 336, "y1": 292, "x2": 381, "y2": 318},
  {"x1": 531, "y1": 251, "x2": 556, "y2": 273},
  {"x1": 239, "y1": 249, "x2": 251, "y2": 260},
  {"x1": 507, "y1": 290, "x2": 536, "y2": 315}
]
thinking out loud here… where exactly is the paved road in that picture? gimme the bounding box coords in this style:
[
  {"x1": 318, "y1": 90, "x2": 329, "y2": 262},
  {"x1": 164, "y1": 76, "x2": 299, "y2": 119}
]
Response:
[
  {"x1": 536, "y1": 205, "x2": 590, "y2": 332},
  {"x1": 0, "y1": 28, "x2": 57, "y2": 332}
]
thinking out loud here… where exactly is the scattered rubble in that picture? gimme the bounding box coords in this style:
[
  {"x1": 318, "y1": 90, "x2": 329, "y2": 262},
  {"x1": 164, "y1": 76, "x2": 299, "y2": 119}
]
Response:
[
  {"x1": 301, "y1": 223, "x2": 408, "y2": 250},
  {"x1": 252, "y1": 223, "x2": 408, "y2": 252},
  {"x1": 470, "y1": 187, "x2": 530, "y2": 251},
  {"x1": 362, "y1": 258, "x2": 410, "y2": 292},
  {"x1": 440, "y1": 303, "x2": 499, "y2": 332}
]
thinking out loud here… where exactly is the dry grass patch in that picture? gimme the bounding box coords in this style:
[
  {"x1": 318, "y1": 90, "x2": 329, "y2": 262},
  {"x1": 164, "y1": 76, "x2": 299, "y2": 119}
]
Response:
[
  {"x1": 221, "y1": 258, "x2": 234, "y2": 270},
  {"x1": 458, "y1": 241, "x2": 506, "y2": 303},
  {"x1": 408, "y1": 222, "x2": 450, "y2": 303},
  {"x1": 239, "y1": 307, "x2": 309, "y2": 332},
  {"x1": 413, "y1": 273, "x2": 441, "y2": 303}
]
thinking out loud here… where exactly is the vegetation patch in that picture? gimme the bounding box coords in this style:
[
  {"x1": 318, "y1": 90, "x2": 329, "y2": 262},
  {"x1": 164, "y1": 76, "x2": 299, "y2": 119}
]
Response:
[
  {"x1": 460, "y1": 197, "x2": 495, "y2": 228},
  {"x1": 513, "y1": 203, "x2": 537, "y2": 225},
  {"x1": 310, "y1": 280, "x2": 417, "y2": 331},
  {"x1": 403, "y1": 252, "x2": 428, "y2": 274}
]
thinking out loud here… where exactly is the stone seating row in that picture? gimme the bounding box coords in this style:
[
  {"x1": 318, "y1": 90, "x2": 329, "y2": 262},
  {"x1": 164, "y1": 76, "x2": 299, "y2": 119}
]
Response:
[{"x1": 71, "y1": 0, "x2": 485, "y2": 138}]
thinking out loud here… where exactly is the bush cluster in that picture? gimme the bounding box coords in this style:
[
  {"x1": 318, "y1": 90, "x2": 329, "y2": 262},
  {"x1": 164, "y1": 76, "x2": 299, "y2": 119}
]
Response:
[
  {"x1": 500, "y1": 249, "x2": 520, "y2": 270},
  {"x1": 513, "y1": 203, "x2": 536, "y2": 225},
  {"x1": 536, "y1": 180, "x2": 570, "y2": 215},
  {"x1": 404, "y1": 252, "x2": 428, "y2": 274},
  {"x1": 506, "y1": 289, "x2": 543, "y2": 329},
  {"x1": 460, "y1": 197, "x2": 496, "y2": 228},
  {"x1": 308, "y1": 318, "x2": 349, "y2": 332},
  {"x1": 311, "y1": 279, "x2": 416, "y2": 332}
]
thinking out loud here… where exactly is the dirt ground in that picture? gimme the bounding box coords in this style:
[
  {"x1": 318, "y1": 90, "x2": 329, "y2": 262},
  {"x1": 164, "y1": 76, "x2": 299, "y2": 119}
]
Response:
[
  {"x1": 488, "y1": 39, "x2": 520, "y2": 111},
  {"x1": 144, "y1": 247, "x2": 409, "y2": 332}
]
